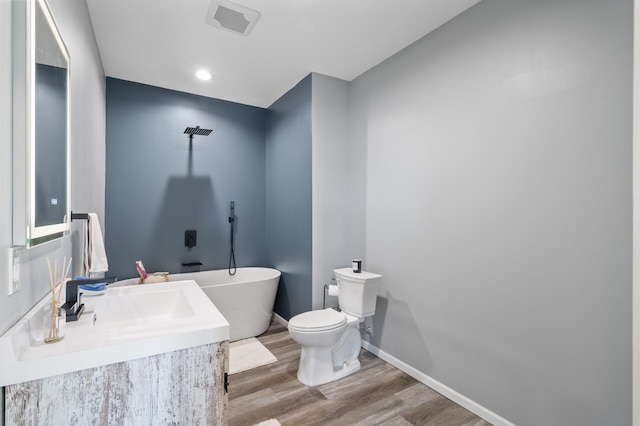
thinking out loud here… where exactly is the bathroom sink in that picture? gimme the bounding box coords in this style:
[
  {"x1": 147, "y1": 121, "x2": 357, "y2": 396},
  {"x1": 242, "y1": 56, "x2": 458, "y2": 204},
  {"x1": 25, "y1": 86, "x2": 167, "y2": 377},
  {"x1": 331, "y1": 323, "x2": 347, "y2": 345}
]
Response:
[
  {"x1": 98, "y1": 286, "x2": 195, "y2": 329},
  {"x1": 0, "y1": 280, "x2": 229, "y2": 387}
]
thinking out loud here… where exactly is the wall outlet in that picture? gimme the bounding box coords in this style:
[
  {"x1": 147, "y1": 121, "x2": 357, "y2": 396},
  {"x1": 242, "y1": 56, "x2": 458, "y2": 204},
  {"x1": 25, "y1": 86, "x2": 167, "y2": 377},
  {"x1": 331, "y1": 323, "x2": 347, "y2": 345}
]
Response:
[{"x1": 7, "y1": 247, "x2": 21, "y2": 295}]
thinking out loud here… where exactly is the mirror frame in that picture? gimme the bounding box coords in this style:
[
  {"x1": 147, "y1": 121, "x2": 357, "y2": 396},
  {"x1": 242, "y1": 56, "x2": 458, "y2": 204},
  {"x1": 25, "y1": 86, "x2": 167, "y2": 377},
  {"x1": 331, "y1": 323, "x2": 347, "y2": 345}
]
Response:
[{"x1": 13, "y1": 0, "x2": 71, "y2": 246}]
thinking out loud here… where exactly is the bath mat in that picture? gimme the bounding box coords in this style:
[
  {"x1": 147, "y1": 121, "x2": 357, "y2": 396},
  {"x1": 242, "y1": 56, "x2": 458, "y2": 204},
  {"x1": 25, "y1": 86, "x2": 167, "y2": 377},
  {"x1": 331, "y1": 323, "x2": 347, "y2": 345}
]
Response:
[
  {"x1": 229, "y1": 337, "x2": 277, "y2": 374},
  {"x1": 253, "y1": 420, "x2": 281, "y2": 426}
]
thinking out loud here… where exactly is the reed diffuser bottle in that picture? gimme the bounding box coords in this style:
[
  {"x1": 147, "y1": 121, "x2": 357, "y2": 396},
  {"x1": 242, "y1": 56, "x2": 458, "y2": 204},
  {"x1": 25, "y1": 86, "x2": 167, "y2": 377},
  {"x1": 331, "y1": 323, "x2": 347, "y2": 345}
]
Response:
[
  {"x1": 44, "y1": 257, "x2": 71, "y2": 344},
  {"x1": 44, "y1": 299, "x2": 65, "y2": 343}
]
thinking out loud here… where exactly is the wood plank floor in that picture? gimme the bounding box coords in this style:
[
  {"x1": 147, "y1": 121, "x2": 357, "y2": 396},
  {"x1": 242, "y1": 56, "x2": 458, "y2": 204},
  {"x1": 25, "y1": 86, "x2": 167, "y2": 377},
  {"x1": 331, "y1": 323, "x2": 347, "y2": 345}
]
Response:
[{"x1": 228, "y1": 320, "x2": 492, "y2": 426}]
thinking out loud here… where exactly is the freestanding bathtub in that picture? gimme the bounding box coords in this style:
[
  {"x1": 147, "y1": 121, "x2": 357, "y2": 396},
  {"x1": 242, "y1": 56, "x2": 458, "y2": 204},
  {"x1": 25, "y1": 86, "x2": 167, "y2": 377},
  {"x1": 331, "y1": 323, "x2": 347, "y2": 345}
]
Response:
[{"x1": 170, "y1": 267, "x2": 281, "y2": 342}]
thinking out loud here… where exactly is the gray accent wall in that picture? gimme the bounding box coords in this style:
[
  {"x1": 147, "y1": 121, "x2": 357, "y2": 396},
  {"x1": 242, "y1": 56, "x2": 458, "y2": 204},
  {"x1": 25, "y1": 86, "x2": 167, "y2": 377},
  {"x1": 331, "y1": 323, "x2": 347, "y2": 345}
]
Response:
[
  {"x1": 266, "y1": 75, "x2": 313, "y2": 319},
  {"x1": 105, "y1": 72, "x2": 315, "y2": 318},
  {"x1": 105, "y1": 78, "x2": 267, "y2": 279},
  {"x1": 350, "y1": 0, "x2": 632, "y2": 425}
]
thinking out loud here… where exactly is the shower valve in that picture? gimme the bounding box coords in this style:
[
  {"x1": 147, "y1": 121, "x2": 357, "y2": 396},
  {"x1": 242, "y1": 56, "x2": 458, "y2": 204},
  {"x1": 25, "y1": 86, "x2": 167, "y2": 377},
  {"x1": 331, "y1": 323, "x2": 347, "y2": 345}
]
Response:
[{"x1": 185, "y1": 230, "x2": 197, "y2": 248}]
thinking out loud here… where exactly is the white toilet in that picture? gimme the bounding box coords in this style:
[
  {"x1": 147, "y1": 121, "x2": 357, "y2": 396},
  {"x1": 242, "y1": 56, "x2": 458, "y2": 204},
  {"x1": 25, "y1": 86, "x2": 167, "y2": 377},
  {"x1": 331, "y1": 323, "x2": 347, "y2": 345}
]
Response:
[{"x1": 288, "y1": 268, "x2": 382, "y2": 387}]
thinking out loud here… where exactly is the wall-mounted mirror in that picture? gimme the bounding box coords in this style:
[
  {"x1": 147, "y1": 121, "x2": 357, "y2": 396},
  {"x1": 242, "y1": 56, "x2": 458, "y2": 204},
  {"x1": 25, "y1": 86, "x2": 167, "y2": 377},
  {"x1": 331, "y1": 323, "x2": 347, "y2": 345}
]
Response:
[{"x1": 13, "y1": 0, "x2": 71, "y2": 247}]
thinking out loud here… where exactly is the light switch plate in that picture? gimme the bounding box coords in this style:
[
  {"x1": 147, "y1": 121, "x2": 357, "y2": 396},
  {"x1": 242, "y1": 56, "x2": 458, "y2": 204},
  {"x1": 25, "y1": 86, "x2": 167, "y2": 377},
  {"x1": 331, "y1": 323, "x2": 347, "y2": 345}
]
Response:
[{"x1": 7, "y1": 247, "x2": 21, "y2": 295}]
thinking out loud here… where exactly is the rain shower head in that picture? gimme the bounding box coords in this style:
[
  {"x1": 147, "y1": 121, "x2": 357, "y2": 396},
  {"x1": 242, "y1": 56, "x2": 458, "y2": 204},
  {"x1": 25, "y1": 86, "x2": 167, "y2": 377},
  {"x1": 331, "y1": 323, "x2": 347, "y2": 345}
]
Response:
[{"x1": 184, "y1": 126, "x2": 213, "y2": 140}]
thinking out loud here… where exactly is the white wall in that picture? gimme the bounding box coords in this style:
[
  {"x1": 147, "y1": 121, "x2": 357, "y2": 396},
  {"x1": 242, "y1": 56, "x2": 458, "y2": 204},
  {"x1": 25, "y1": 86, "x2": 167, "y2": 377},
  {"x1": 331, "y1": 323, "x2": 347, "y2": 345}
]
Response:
[
  {"x1": 0, "y1": 1, "x2": 22, "y2": 335},
  {"x1": 311, "y1": 74, "x2": 351, "y2": 309},
  {"x1": 350, "y1": 0, "x2": 632, "y2": 424},
  {"x1": 634, "y1": 0, "x2": 640, "y2": 423},
  {"x1": 0, "y1": 0, "x2": 105, "y2": 335},
  {"x1": 48, "y1": 0, "x2": 106, "y2": 278}
]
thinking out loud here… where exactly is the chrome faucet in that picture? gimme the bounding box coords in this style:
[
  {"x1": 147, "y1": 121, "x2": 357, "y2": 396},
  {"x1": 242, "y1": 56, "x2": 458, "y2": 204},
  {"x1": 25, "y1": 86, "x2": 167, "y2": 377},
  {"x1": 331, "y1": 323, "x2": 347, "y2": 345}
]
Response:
[{"x1": 62, "y1": 277, "x2": 117, "y2": 322}]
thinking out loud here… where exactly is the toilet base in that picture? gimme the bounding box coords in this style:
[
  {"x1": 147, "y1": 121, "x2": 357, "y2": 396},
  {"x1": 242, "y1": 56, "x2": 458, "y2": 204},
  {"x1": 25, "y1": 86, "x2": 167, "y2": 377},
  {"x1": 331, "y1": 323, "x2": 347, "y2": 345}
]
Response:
[
  {"x1": 297, "y1": 347, "x2": 361, "y2": 387},
  {"x1": 289, "y1": 310, "x2": 366, "y2": 387}
]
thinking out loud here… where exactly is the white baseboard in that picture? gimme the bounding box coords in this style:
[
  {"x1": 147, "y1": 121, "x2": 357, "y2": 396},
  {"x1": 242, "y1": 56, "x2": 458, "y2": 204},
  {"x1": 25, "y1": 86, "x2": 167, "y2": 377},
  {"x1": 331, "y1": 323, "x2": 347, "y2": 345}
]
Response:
[
  {"x1": 272, "y1": 312, "x2": 288, "y2": 328},
  {"x1": 272, "y1": 312, "x2": 513, "y2": 425},
  {"x1": 361, "y1": 340, "x2": 515, "y2": 426}
]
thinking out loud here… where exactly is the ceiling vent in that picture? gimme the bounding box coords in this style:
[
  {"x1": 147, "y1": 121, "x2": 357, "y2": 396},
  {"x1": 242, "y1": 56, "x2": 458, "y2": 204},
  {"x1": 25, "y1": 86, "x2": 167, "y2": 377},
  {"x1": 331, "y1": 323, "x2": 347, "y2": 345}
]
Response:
[{"x1": 206, "y1": 0, "x2": 261, "y2": 36}]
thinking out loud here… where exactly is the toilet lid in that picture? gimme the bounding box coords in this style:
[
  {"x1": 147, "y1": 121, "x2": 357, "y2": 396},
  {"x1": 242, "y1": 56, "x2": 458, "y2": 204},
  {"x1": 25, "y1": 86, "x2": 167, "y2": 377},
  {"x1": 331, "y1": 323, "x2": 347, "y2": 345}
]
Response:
[{"x1": 289, "y1": 309, "x2": 346, "y2": 332}]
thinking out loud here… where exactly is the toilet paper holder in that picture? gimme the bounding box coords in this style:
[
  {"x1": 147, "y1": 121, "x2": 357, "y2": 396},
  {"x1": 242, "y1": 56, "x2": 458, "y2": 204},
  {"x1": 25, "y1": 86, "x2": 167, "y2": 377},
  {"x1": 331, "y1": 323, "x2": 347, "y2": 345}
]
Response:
[{"x1": 323, "y1": 279, "x2": 340, "y2": 310}]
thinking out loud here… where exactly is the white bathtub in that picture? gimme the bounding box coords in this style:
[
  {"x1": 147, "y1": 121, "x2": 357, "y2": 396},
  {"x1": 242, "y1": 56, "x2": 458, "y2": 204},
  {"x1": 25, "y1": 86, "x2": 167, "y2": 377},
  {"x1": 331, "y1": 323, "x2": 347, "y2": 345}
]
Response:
[{"x1": 170, "y1": 267, "x2": 280, "y2": 342}]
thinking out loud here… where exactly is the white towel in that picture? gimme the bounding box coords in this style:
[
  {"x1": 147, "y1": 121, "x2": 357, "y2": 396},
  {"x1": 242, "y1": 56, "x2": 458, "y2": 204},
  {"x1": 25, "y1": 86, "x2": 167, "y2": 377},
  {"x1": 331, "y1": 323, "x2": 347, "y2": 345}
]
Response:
[{"x1": 82, "y1": 213, "x2": 109, "y2": 278}]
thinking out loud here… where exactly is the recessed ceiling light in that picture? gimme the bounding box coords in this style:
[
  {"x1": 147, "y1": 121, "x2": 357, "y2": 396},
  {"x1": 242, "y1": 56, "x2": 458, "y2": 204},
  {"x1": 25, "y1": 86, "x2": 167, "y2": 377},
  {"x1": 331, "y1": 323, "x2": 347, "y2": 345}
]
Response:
[{"x1": 196, "y1": 69, "x2": 213, "y2": 80}]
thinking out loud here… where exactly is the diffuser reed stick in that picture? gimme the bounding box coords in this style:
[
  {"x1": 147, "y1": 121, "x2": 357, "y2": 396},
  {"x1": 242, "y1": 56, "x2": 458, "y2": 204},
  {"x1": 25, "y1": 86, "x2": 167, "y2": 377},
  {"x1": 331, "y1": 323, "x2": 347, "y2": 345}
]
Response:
[
  {"x1": 58, "y1": 258, "x2": 71, "y2": 303},
  {"x1": 45, "y1": 256, "x2": 71, "y2": 343}
]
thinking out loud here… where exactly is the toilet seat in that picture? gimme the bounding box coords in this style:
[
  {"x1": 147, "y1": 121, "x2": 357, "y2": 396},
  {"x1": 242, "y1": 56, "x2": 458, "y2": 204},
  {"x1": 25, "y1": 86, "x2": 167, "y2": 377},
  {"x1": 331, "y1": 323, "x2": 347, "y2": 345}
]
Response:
[{"x1": 289, "y1": 309, "x2": 346, "y2": 332}]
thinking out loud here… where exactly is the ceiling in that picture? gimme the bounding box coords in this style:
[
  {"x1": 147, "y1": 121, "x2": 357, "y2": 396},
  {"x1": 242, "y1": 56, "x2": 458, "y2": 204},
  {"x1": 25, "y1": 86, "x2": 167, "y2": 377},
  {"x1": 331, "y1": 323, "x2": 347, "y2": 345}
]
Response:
[{"x1": 86, "y1": 0, "x2": 481, "y2": 108}]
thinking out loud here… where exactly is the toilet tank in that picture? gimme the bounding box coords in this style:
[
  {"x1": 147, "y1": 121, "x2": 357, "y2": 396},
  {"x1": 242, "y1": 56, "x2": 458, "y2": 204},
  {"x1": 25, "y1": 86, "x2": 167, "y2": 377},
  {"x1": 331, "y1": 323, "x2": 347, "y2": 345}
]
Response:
[{"x1": 334, "y1": 268, "x2": 382, "y2": 318}]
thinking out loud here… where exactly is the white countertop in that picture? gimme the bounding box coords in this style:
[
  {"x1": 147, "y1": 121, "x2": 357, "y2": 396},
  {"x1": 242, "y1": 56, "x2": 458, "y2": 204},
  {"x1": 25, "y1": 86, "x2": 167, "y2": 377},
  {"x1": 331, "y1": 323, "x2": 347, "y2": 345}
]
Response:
[{"x1": 0, "y1": 280, "x2": 229, "y2": 387}]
